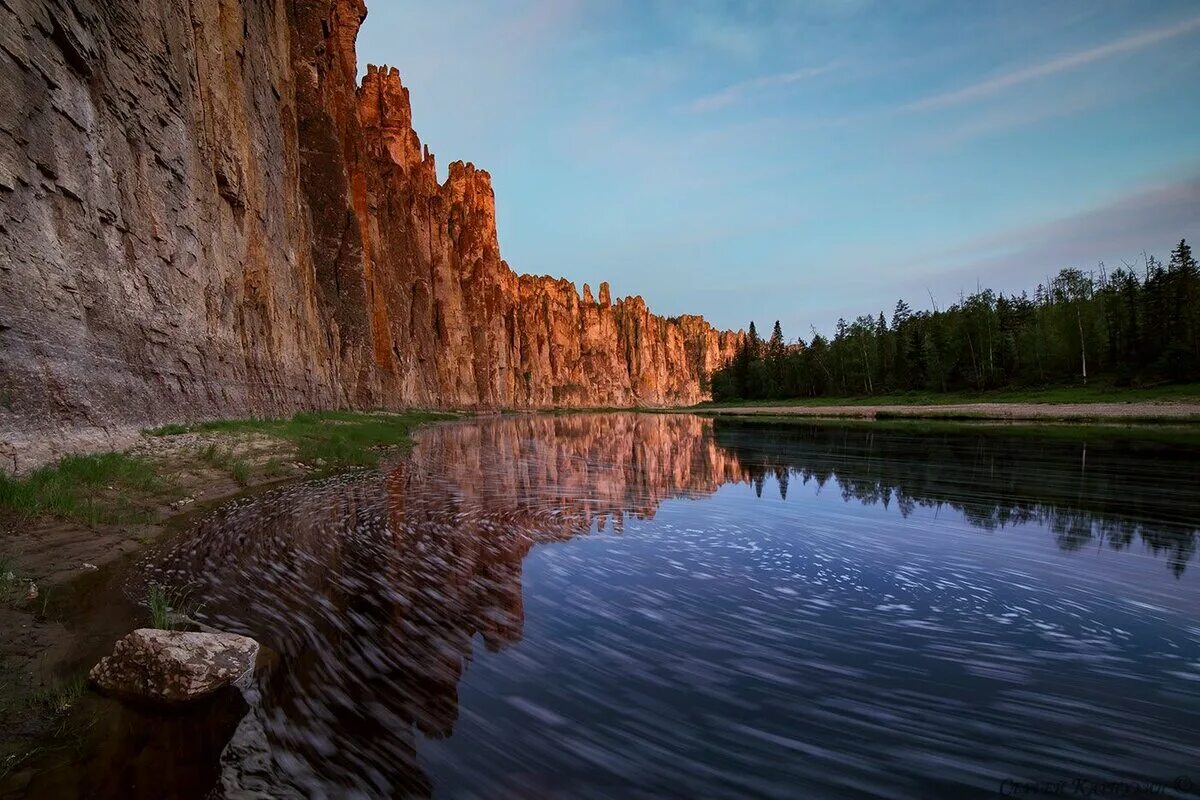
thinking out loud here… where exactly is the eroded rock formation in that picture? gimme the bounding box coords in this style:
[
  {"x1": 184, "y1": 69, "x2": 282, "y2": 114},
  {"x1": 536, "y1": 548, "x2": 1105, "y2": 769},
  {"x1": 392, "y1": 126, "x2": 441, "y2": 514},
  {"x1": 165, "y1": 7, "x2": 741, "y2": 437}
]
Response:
[{"x1": 0, "y1": 0, "x2": 741, "y2": 467}]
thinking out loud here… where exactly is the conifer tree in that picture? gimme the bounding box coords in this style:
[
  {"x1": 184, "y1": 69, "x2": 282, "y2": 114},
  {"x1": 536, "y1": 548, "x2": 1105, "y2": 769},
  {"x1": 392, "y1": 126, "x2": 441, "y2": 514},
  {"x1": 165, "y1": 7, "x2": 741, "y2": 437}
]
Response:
[{"x1": 768, "y1": 321, "x2": 785, "y2": 358}]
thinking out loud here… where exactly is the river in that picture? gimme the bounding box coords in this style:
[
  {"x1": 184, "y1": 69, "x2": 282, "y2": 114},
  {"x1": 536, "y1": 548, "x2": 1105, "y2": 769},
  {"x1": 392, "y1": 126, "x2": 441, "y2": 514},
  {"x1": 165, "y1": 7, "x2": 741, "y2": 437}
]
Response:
[{"x1": 14, "y1": 414, "x2": 1200, "y2": 799}]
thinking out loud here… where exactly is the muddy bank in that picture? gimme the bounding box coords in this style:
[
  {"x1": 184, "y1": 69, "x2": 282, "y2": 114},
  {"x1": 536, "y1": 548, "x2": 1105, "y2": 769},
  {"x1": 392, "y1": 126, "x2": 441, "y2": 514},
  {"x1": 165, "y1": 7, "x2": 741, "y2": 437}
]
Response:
[
  {"x1": 0, "y1": 413, "x2": 449, "y2": 783},
  {"x1": 4, "y1": 431, "x2": 300, "y2": 583},
  {"x1": 0, "y1": 437, "x2": 293, "y2": 783}
]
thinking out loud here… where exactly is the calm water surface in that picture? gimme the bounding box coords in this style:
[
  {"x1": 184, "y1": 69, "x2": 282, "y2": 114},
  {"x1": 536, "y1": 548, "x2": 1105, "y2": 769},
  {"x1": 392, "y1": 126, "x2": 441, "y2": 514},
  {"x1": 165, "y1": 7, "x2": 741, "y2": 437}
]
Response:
[{"x1": 29, "y1": 415, "x2": 1200, "y2": 798}]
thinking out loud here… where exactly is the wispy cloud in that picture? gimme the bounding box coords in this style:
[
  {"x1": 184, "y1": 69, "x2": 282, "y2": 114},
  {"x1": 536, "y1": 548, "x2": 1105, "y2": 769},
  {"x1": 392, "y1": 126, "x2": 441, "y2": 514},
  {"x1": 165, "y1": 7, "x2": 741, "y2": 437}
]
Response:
[
  {"x1": 923, "y1": 91, "x2": 1103, "y2": 149},
  {"x1": 905, "y1": 14, "x2": 1200, "y2": 112},
  {"x1": 782, "y1": 174, "x2": 1200, "y2": 335},
  {"x1": 687, "y1": 64, "x2": 836, "y2": 112},
  {"x1": 901, "y1": 175, "x2": 1200, "y2": 283}
]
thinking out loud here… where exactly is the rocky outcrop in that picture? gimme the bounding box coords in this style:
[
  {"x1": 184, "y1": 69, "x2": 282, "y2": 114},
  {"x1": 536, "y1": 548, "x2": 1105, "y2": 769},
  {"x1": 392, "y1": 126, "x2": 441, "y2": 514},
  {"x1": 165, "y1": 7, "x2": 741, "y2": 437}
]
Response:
[
  {"x1": 90, "y1": 628, "x2": 260, "y2": 704},
  {"x1": 0, "y1": 0, "x2": 741, "y2": 469}
]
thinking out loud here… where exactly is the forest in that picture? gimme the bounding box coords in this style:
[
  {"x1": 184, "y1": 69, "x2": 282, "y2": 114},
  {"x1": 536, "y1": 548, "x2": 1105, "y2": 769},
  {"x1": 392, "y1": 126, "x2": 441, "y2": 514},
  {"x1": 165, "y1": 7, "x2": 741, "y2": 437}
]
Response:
[{"x1": 709, "y1": 239, "x2": 1200, "y2": 401}]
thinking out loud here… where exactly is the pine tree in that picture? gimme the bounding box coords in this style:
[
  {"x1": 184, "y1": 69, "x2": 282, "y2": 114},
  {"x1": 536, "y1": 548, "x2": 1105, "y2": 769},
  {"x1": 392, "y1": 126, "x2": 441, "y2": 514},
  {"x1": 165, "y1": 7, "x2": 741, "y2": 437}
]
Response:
[
  {"x1": 733, "y1": 321, "x2": 760, "y2": 398},
  {"x1": 768, "y1": 321, "x2": 785, "y2": 358},
  {"x1": 1167, "y1": 239, "x2": 1199, "y2": 378},
  {"x1": 1170, "y1": 239, "x2": 1196, "y2": 275}
]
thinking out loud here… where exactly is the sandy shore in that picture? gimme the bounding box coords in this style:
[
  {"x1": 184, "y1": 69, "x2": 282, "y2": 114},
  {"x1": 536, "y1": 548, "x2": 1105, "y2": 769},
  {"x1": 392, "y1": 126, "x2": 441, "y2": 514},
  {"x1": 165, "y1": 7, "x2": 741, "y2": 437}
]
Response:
[{"x1": 693, "y1": 401, "x2": 1200, "y2": 421}]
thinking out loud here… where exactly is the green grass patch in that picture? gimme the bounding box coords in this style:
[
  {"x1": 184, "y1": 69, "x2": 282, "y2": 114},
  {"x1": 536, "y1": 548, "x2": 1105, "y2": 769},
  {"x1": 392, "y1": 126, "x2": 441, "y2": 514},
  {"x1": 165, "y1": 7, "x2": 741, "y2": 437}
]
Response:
[
  {"x1": 195, "y1": 444, "x2": 252, "y2": 486},
  {"x1": 260, "y1": 458, "x2": 289, "y2": 479},
  {"x1": 147, "y1": 584, "x2": 171, "y2": 629},
  {"x1": 0, "y1": 452, "x2": 163, "y2": 524},
  {"x1": 146, "y1": 584, "x2": 201, "y2": 630},
  {"x1": 0, "y1": 556, "x2": 17, "y2": 602},
  {"x1": 230, "y1": 461, "x2": 250, "y2": 486},
  {"x1": 149, "y1": 410, "x2": 455, "y2": 471},
  {"x1": 28, "y1": 675, "x2": 87, "y2": 717},
  {"x1": 692, "y1": 382, "x2": 1200, "y2": 409},
  {"x1": 37, "y1": 586, "x2": 52, "y2": 619}
]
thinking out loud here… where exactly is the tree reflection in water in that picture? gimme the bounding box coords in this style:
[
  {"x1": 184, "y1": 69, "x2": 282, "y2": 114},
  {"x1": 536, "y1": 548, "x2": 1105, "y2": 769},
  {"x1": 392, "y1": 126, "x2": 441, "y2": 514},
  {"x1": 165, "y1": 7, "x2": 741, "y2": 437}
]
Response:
[{"x1": 712, "y1": 419, "x2": 1197, "y2": 577}]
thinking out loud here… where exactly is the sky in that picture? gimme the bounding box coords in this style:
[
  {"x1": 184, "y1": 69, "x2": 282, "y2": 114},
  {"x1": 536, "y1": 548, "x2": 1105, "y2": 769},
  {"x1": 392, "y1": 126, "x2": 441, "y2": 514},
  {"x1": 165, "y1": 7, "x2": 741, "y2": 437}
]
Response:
[{"x1": 356, "y1": 1, "x2": 1200, "y2": 337}]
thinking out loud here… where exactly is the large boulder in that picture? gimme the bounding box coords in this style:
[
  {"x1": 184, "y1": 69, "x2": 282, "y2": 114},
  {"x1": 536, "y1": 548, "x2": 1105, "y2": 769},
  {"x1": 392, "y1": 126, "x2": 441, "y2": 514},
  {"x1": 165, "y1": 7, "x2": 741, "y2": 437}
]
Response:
[{"x1": 89, "y1": 629, "x2": 260, "y2": 705}]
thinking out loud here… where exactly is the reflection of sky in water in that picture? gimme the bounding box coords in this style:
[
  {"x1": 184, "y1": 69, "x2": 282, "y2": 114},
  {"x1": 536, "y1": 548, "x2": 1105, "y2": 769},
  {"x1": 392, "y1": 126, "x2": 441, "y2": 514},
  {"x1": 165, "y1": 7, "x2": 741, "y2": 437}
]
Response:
[{"x1": 422, "y1": 469, "x2": 1200, "y2": 799}]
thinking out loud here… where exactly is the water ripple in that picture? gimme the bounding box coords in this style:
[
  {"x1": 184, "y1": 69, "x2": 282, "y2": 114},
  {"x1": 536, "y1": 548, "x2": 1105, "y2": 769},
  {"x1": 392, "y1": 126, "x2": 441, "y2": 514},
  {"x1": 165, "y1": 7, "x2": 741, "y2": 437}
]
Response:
[{"x1": 126, "y1": 414, "x2": 1200, "y2": 799}]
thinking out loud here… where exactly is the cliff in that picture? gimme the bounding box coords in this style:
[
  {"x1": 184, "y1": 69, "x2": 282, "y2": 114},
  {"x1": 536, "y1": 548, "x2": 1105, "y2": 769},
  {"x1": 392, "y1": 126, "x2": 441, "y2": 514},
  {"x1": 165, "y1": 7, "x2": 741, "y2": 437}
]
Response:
[{"x1": 0, "y1": 0, "x2": 741, "y2": 469}]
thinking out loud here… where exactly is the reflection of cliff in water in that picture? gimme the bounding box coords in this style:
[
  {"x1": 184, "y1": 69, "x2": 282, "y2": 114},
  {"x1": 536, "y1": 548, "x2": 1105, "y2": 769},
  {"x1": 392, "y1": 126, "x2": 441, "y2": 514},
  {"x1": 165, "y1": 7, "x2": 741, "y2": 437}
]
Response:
[
  {"x1": 712, "y1": 418, "x2": 1199, "y2": 577},
  {"x1": 128, "y1": 414, "x2": 1196, "y2": 797},
  {"x1": 164, "y1": 413, "x2": 742, "y2": 797}
]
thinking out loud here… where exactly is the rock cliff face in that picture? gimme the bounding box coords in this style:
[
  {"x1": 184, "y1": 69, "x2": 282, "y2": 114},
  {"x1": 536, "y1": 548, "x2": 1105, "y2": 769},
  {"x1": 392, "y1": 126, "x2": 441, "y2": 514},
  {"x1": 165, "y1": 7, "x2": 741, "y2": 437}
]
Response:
[{"x1": 0, "y1": 0, "x2": 741, "y2": 468}]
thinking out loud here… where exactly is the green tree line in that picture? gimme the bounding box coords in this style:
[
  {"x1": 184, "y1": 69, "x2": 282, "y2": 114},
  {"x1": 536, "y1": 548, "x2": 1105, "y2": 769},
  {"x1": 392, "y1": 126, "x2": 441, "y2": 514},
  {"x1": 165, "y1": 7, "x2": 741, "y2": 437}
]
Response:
[{"x1": 711, "y1": 239, "x2": 1200, "y2": 401}]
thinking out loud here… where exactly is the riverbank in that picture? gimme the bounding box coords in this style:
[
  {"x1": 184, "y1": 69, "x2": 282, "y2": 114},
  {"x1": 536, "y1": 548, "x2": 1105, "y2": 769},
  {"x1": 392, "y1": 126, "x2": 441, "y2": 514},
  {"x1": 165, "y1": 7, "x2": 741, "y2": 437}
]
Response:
[
  {"x1": 0, "y1": 411, "x2": 455, "y2": 582},
  {"x1": 689, "y1": 384, "x2": 1200, "y2": 423},
  {"x1": 0, "y1": 410, "x2": 455, "y2": 780},
  {"x1": 691, "y1": 401, "x2": 1200, "y2": 423}
]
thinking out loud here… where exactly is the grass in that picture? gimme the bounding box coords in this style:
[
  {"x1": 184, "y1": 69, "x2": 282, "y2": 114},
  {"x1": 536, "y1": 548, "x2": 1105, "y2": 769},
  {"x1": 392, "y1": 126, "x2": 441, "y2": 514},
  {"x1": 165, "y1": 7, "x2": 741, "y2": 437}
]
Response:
[
  {"x1": 19, "y1": 673, "x2": 96, "y2": 757},
  {"x1": 146, "y1": 584, "x2": 200, "y2": 630},
  {"x1": 147, "y1": 584, "x2": 171, "y2": 629},
  {"x1": 195, "y1": 443, "x2": 252, "y2": 486},
  {"x1": 0, "y1": 452, "x2": 163, "y2": 524},
  {"x1": 260, "y1": 457, "x2": 288, "y2": 479},
  {"x1": 870, "y1": 409, "x2": 1200, "y2": 424},
  {"x1": 692, "y1": 382, "x2": 1200, "y2": 409},
  {"x1": 35, "y1": 586, "x2": 51, "y2": 620},
  {"x1": 691, "y1": 407, "x2": 1200, "y2": 425},
  {"x1": 28, "y1": 675, "x2": 88, "y2": 717},
  {"x1": 148, "y1": 410, "x2": 456, "y2": 471},
  {"x1": 1, "y1": 748, "x2": 45, "y2": 783},
  {"x1": 1, "y1": 556, "x2": 16, "y2": 602}
]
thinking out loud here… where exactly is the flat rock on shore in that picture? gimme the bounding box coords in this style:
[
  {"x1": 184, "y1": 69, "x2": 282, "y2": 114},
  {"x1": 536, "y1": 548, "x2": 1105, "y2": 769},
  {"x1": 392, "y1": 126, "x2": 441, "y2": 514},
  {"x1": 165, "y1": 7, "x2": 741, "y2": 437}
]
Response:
[{"x1": 90, "y1": 629, "x2": 260, "y2": 705}]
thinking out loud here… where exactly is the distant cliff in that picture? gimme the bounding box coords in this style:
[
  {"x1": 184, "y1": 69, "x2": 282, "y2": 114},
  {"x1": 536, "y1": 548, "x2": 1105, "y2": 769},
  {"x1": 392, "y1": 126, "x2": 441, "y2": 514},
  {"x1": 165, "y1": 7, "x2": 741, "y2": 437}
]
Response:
[{"x1": 0, "y1": 0, "x2": 741, "y2": 467}]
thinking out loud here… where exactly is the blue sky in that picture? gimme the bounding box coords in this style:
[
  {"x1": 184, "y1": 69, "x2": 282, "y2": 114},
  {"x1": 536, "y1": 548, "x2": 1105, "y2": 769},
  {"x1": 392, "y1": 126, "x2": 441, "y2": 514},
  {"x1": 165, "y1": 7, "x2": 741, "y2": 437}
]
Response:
[{"x1": 356, "y1": 1, "x2": 1200, "y2": 337}]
